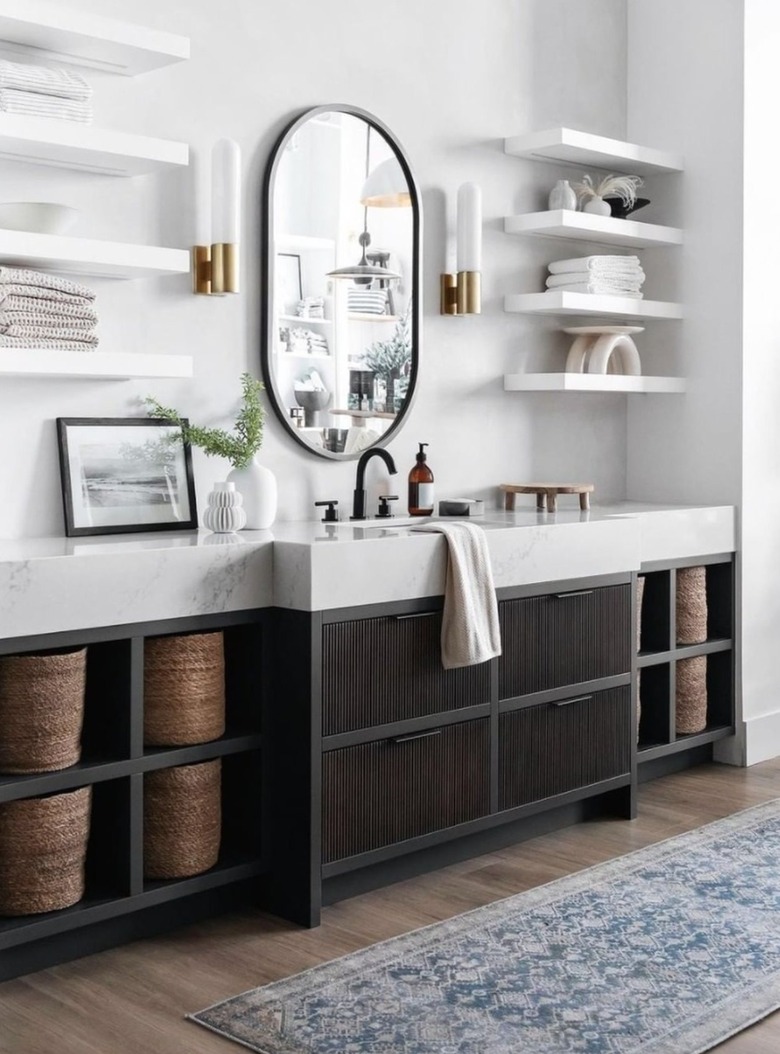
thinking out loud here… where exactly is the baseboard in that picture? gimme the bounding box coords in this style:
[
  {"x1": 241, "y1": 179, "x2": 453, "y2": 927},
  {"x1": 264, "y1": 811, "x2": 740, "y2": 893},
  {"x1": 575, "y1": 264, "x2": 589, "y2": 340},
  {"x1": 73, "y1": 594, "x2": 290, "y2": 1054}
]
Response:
[{"x1": 742, "y1": 711, "x2": 780, "y2": 766}]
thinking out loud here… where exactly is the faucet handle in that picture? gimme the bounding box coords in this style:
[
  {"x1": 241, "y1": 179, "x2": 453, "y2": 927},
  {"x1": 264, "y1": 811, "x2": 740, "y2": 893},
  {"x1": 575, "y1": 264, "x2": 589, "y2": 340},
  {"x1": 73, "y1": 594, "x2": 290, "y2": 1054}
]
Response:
[
  {"x1": 315, "y1": 499, "x2": 339, "y2": 523},
  {"x1": 376, "y1": 495, "x2": 399, "y2": 519}
]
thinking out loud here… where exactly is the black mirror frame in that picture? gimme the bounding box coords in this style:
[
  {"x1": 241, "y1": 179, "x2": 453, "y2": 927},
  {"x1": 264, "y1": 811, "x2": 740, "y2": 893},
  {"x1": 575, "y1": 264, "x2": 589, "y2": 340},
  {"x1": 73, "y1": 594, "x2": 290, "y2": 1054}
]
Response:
[{"x1": 261, "y1": 103, "x2": 422, "y2": 461}]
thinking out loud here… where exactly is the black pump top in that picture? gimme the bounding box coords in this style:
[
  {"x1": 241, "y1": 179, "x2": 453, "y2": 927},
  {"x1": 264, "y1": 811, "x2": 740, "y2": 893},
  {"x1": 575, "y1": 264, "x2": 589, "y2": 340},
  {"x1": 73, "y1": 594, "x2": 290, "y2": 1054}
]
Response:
[{"x1": 416, "y1": 443, "x2": 429, "y2": 462}]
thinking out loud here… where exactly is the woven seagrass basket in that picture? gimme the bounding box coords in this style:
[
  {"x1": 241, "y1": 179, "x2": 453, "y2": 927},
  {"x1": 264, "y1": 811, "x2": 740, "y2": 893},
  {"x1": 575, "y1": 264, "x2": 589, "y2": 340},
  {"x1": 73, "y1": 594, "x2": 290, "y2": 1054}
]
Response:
[
  {"x1": 676, "y1": 566, "x2": 708, "y2": 645},
  {"x1": 0, "y1": 785, "x2": 91, "y2": 916},
  {"x1": 676, "y1": 656, "x2": 708, "y2": 734},
  {"x1": 0, "y1": 647, "x2": 87, "y2": 774},
  {"x1": 143, "y1": 759, "x2": 221, "y2": 880},
  {"x1": 143, "y1": 632, "x2": 225, "y2": 747},
  {"x1": 636, "y1": 576, "x2": 646, "y2": 653}
]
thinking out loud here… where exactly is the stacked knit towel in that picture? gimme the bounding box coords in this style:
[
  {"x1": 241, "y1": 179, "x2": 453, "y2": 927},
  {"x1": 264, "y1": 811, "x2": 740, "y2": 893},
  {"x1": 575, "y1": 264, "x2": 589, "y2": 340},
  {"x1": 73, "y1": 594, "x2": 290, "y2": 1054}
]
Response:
[
  {"x1": 0, "y1": 268, "x2": 98, "y2": 350},
  {"x1": 546, "y1": 255, "x2": 645, "y2": 298},
  {"x1": 0, "y1": 60, "x2": 92, "y2": 123},
  {"x1": 348, "y1": 288, "x2": 389, "y2": 315}
]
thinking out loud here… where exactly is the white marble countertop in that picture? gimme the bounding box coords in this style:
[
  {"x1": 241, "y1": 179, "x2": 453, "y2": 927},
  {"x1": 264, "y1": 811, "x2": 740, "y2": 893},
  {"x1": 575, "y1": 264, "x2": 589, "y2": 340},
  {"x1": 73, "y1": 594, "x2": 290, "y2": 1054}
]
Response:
[{"x1": 0, "y1": 502, "x2": 736, "y2": 636}]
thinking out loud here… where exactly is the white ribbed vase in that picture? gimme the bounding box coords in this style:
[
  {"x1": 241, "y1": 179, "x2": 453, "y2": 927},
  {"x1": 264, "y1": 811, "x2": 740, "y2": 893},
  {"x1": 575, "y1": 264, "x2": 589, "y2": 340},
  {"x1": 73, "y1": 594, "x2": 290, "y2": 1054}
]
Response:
[
  {"x1": 227, "y1": 459, "x2": 277, "y2": 530},
  {"x1": 203, "y1": 482, "x2": 247, "y2": 534}
]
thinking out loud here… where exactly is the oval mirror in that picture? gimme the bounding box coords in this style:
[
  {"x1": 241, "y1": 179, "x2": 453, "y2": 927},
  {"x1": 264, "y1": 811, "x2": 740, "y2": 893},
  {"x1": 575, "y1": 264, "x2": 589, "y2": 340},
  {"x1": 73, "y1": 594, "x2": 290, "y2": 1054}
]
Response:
[{"x1": 262, "y1": 105, "x2": 421, "y2": 459}]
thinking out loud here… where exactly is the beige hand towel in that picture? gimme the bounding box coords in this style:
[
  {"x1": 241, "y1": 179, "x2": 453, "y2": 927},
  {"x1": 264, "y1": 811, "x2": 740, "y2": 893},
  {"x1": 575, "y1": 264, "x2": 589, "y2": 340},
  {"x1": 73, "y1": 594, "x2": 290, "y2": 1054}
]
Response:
[
  {"x1": 412, "y1": 521, "x2": 501, "y2": 669},
  {"x1": 0, "y1": 268, "x2": 96, "y2": 300}
]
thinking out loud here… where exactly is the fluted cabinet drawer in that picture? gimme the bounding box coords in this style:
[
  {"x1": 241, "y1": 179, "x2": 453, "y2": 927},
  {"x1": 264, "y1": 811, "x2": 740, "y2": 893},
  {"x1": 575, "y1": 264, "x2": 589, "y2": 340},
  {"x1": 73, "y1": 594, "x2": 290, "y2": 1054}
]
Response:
[
  {"x1": 499, "y1": 686, "x2": 631, "y2": 810},
  {"x1": 322, "y1": 613, "x2": 491, "y2": 736},
  {"x1": 322, "y1": 718, "x2": 490, "y2": 863},
  {"x1": 498, "y1": 584, "x2": 631, "y2": 700}
]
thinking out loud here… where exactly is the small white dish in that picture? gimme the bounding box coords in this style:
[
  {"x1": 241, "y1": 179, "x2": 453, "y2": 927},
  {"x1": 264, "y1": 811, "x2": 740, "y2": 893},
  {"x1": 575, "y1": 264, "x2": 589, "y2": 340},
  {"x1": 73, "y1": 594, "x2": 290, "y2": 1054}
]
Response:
[{"x1": 0, "y1": 202, "x2": 79, "y2": 235}]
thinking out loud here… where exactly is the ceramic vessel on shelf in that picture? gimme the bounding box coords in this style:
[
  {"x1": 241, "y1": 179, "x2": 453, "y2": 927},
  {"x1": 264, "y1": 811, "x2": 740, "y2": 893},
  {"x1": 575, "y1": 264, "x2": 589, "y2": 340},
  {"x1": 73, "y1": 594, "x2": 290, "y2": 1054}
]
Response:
[
  {"x1": 604, "y1": 196, "x2": 651, "y2": 219},
  {"x1": 226, "y1": 459, "x2": 277, "y2": 529},
  {"x1": 203, "y1": 481, "x2": 247, "y2": 534},
  {"x1": 582, "y1": 196, "x2": 612, "y2": 216},
  {"x1": 548, "y1": 180, "x2": 577, "y2": 211},
  {"x1": 562, "y1": 325, "x2": 644, "y2": 376},
  {"x1": 295, "y1": 389, "x2": 331, "y2": 427},
  {"x1": 0, "y1": 203, "x2": 79, "y2": 234}
]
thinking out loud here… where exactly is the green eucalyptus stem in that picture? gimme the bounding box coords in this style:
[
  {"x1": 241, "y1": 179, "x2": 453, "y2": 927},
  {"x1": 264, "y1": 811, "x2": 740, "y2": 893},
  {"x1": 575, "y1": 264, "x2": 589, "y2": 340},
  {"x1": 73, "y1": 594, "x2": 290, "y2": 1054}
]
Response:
[{"x1": 145, "y1": 372, "x2": 265, "y2": 471}]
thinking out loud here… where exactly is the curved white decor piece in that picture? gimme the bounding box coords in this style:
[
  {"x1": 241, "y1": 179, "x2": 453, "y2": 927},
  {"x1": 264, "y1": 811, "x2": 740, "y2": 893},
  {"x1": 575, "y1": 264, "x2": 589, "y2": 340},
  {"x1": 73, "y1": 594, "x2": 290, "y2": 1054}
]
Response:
[
  {"x1": 587, "y1": 334, "x2": 642, "y2": 376},
  {"x1": 564, "y1": 334, "x2": 593, "y2": 373},
  {"x1": 203, "y1": 481, "x2": 247, "y2": 534},
  {"x1": 227, "y1": 459, "x2": 277, "y2": 530}
]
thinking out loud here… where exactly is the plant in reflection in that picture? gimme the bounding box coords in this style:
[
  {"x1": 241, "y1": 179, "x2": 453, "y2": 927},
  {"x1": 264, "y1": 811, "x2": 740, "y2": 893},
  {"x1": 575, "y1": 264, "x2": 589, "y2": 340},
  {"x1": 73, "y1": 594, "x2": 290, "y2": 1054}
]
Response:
[
  {"x1": 144, "y1": 373, "x2": 265, "y2": 470},
  {"x1": 358, "y1": 308, "x2": 412, "y2": 413}
]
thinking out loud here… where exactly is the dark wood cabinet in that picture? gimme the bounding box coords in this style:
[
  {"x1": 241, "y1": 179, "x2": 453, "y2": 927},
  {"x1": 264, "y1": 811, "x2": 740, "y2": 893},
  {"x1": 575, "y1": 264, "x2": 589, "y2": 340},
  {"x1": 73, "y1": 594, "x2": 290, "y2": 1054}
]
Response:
[
  {"x1": 499, "y1": 687, "x2": 632, "y2": 811},
  {"x1": 499, "y1": 584, "x2": 632, "y2": 700},
  {"x1": 322, "y1": 611, "x2": 490, "y2": 736},
  {"x1": 0, "y1": 612, "x2": 266, "y2": 981},
  {"x1": 323, "y1": 719, "x2": 490, "y2": 862},
  {"x1": 636, "y1": 557, "x2": 735, "y2": 773}
]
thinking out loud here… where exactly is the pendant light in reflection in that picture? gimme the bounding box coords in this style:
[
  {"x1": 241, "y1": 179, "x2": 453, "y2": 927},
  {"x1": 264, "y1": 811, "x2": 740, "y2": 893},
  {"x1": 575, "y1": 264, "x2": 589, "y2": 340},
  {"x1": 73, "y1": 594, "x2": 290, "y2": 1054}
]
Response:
[{"x1": 326, "y1": 125, "x2": 408, "y2": 285}]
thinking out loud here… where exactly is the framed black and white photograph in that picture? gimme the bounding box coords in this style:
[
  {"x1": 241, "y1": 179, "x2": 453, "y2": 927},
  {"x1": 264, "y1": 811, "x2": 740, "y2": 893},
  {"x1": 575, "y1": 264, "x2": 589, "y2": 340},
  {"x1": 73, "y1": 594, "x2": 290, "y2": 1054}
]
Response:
[
  {"x1": 56, "y1": 418, "x2": 198, "y2": 537},
  {"x1": 276, "y1": 251, "x2": 303, "y2": 310}
]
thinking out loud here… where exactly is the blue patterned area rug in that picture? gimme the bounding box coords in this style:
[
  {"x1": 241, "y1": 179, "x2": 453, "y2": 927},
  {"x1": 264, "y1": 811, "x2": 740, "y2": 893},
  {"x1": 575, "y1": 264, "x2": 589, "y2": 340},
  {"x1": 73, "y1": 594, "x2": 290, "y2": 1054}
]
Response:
[{"x1": 190, "y1": 800, "x2": 780, "y2": 1054}]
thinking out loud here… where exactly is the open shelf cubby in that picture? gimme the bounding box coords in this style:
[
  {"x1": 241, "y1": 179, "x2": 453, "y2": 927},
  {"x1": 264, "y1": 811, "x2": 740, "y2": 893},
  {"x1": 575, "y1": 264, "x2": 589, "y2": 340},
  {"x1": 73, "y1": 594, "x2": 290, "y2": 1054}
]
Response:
[
  {"x1": 636, "y1": 557, "x2": 735, "y2": 765},
  {"x1": 0, "y1": 611, "x2": 266, "y2": 974}
]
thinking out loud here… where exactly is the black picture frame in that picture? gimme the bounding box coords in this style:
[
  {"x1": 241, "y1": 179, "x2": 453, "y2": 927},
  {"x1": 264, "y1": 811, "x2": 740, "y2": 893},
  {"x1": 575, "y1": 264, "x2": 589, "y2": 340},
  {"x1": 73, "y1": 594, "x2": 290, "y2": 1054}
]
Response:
[{"x1": 56, "y1": 417, "x2": 198, "y2": 538}]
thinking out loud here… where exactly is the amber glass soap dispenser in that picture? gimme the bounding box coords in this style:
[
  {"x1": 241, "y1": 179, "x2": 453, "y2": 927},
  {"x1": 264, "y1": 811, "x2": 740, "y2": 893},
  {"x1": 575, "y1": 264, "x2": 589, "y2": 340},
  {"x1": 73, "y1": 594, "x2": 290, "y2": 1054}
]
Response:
[{"x1": 408, "y1": 443, "x2": 434, "y2": 516}]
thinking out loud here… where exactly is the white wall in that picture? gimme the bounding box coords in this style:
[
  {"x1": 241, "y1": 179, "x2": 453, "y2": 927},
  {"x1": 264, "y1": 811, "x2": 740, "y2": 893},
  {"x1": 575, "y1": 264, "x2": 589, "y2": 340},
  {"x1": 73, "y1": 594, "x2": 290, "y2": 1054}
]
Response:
[
  {"x1": 627, "y1": 0, "x2": 780, "y2": 765},
  {"x1": 0, "y1": 0, "x2": 631, "y2": 539},
  {"x1": 626, "y1": 0, "x2": 744, "y2": 508},
  {"x1": 741, "y1": 0, "x2": 780, "y2": 761}
]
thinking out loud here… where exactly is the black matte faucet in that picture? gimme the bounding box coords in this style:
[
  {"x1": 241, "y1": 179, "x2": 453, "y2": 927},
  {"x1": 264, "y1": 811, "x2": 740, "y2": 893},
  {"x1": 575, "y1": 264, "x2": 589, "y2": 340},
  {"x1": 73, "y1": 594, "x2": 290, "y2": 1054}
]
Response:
[{"x1": 351, "y1": 448, "x2": 397, "y2": 520}]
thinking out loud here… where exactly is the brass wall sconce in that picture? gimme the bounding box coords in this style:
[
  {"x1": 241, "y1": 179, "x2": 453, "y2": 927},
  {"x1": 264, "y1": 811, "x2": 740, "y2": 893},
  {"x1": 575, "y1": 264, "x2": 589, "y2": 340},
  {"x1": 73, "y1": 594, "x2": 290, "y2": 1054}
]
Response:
[
  {"x1": 441, "y1": 182, "x2": 482, "y2": 315},
  {"x1": 193, "y1": 139, "x2": 241, "y2": 295}
]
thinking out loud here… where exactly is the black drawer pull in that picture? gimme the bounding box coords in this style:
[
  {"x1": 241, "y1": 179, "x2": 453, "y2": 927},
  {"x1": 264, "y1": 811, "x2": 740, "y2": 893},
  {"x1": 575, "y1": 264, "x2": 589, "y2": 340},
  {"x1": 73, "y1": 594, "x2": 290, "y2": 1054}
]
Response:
[
  {"x1": 550, "y1": 695, "x2": 593, "y2": 708},
  {"x1": 394, "y1": 612, "x2": 439, "y2": 621},
  {"x1": 391, "y1": 729, "x2": 443, "y2": 744},
  {"x1": 552, "y1": 589, "x2": 595, "y2": 599}
]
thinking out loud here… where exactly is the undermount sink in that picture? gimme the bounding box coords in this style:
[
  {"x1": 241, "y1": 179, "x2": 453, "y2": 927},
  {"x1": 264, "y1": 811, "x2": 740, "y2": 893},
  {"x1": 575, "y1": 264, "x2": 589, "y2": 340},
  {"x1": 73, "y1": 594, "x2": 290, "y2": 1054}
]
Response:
[{"x1": 324, "y1": 517, "x2": 507, "y2": 532}]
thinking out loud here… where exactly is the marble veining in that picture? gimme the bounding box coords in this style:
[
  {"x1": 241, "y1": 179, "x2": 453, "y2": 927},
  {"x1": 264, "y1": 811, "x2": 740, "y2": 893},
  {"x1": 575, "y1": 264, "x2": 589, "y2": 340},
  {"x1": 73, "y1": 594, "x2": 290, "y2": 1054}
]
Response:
[{"x1": 0, "y1": 503, "x2": 736, "y2": 637}]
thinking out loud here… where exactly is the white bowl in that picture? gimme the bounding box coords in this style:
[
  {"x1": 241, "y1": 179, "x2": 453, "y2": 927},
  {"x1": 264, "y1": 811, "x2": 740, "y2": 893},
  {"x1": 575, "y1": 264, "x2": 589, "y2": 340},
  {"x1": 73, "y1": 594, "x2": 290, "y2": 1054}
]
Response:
[{"x1": 0, "y1": 202, "x2": 79, "y2": 235}]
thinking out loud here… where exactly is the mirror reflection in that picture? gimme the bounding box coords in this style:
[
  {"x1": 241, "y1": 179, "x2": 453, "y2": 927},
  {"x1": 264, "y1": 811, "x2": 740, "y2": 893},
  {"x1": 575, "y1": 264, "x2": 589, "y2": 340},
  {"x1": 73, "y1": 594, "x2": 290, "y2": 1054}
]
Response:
[{"x1": 264, "y1": 107, "x2": 418, "y2": 459}]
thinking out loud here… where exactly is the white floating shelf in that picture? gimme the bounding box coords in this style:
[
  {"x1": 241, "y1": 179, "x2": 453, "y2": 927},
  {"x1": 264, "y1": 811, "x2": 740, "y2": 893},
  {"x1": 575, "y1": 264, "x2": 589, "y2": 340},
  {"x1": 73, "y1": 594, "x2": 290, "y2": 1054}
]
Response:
[
  {"x1": 279, "y1": 314, "x2": 332, "y2": 326},
  {"x1": 504, "y1": 373, "x2": 686, "y2": 394},
  {"x1": 504, "y1": 291, "x2": 683, "y2": 320},
  {"x1": 0, "y1": 114, "x2": 188, "y2": 176},
  {"x1": 0, "y1": 229, "x2": 189, "y2": 279},
  {"x1": 504, "y1": 127, "x2": 683, "y2": 175},
  {"x1": 0, "y1": 349, "x2": 192, "y2": 379},
  {"x1": 0, "y1": 0, "x2": 189, "y2": 75},
  {"x1": 504, "y1": 210, "x2": 683, "y2": 249}
]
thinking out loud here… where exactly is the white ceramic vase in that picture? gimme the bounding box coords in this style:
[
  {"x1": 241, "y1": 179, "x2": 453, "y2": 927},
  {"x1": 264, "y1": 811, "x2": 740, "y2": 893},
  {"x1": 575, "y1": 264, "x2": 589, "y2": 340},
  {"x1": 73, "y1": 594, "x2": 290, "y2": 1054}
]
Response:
[
  {"x1": 548, "y1": 179, "x2": 577, "y2": 211},
  {"x1": 203, "y1": 481, "x2": 247, "y2": 534},
  {"x1": 583, "y1": 196, "x2": 612, "y2": 216},
  {"x1": 227, "y1": 458, "x2": 277, "y2": 529}
]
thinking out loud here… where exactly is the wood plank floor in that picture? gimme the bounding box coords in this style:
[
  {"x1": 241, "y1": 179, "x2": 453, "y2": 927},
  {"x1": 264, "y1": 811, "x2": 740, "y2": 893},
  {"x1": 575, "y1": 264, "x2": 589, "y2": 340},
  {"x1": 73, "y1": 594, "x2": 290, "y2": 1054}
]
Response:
[{"x1": 1, "y1": 759, "x2": 780, "y2": 1053}]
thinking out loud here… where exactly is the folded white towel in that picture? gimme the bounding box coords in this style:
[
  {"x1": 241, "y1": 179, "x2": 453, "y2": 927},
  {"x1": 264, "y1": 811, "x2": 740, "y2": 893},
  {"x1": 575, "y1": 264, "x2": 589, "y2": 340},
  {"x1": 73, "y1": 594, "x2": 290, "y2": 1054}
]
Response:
[
  {"x1": 0, "y1": 268, "x2": 96, "y2": 301},
  {"x1": 1, "y1": 323, "x2": 97, "y2": 343},
  {"x1": 548, "y1": 255, "x2": 642, "y2": 276},
  {"x1": 0, "y1": 313, "x2": 95, "y2": 330},
  {"x1": 0, "y1": 60, "x2": 92, "y2": 100},
  {"x1": 0, "y1": 89, "x2": 92, "y2": 122},
  {"x1": 411, "y1": 522, "x2": 501, "y2": 669},
  {"x1": 546, "y1": 272, "x2": 644, "y2": 291},
  {"x1": 0, "y1": 296, "x2": 97, "y2": 321},
  {"x1": 547, "y1": 282, "x2": 643, "y2": 298},
  {"x1": 0, "y1": 335, "x2": 97, "y2": 350}
]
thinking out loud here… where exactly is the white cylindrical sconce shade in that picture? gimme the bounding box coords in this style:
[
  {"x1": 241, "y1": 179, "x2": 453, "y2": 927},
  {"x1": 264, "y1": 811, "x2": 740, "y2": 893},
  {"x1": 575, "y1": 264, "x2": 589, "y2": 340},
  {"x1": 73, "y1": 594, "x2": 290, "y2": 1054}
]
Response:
[
  {"x1": 211, "y1": 138, "x2": 241, "y2": 244},
  {"x1": 456, "y1": 182, "x2": 482, "y2": 273}
]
